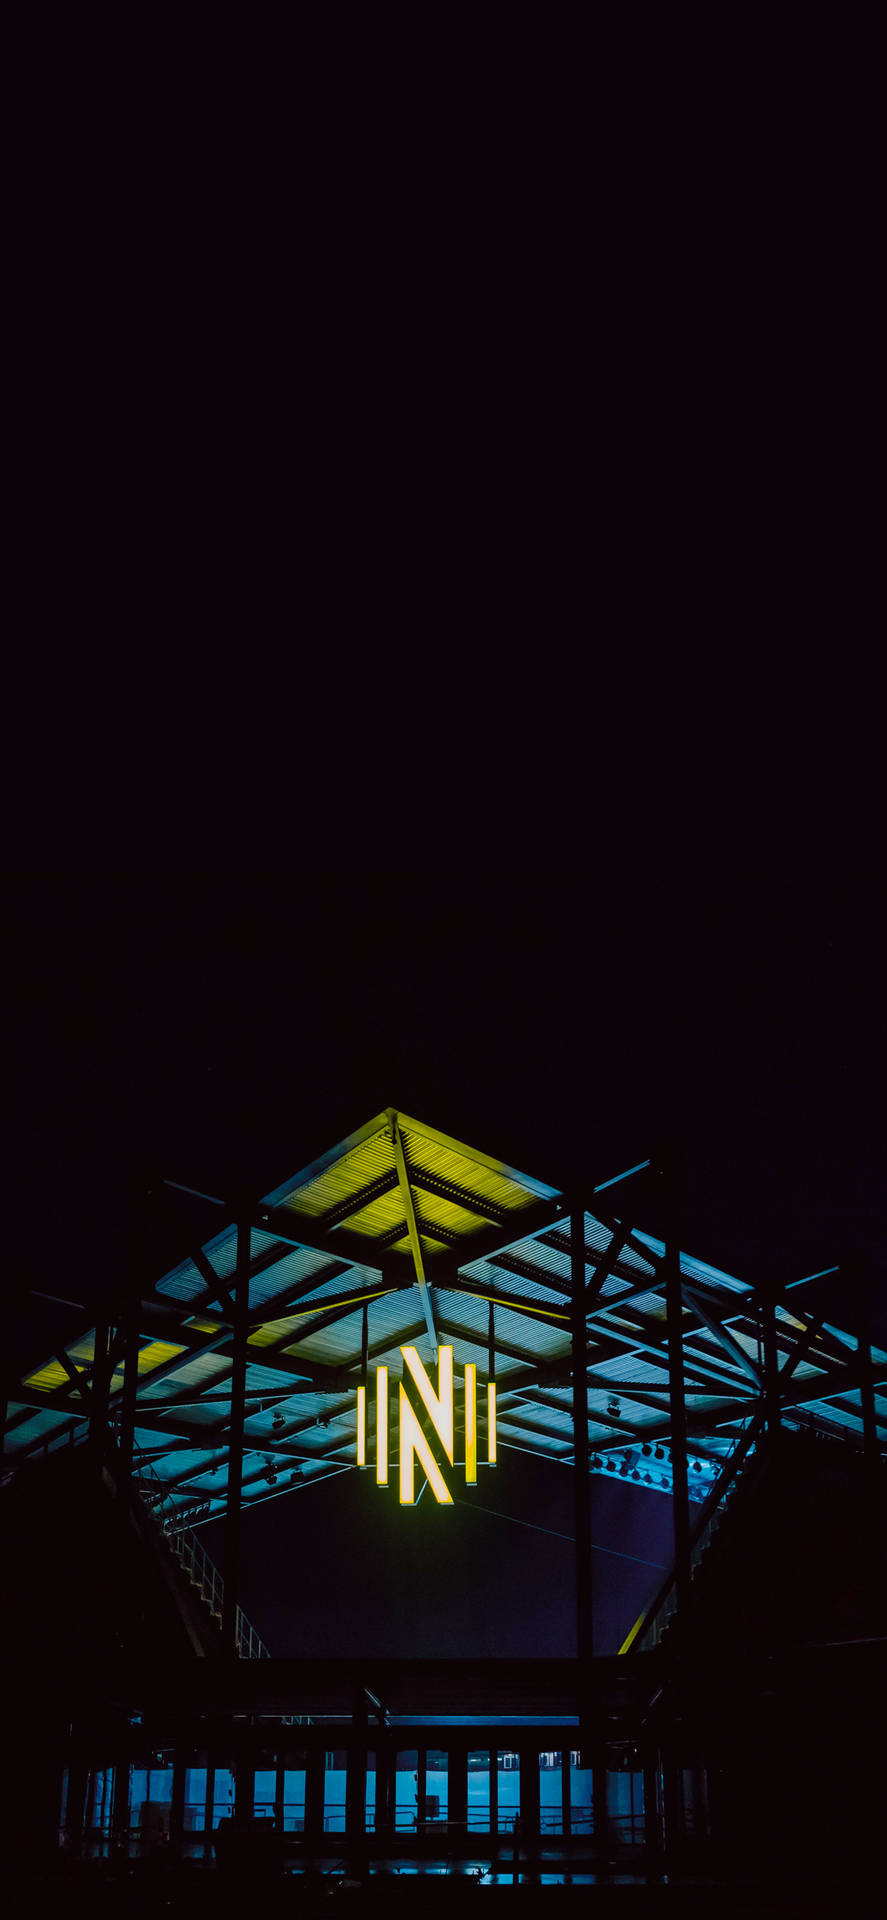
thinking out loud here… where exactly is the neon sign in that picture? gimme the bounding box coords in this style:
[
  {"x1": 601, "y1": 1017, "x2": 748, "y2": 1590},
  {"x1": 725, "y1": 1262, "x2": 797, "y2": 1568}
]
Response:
[{"x1": 356, "y1": 1345, "x2": 497, "y2": 1504}]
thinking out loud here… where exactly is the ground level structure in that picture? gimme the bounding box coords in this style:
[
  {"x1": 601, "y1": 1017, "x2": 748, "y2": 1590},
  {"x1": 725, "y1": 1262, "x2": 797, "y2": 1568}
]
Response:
[{"x1": 1, "y1": 1111, "x2": 885, "y2": 1906}]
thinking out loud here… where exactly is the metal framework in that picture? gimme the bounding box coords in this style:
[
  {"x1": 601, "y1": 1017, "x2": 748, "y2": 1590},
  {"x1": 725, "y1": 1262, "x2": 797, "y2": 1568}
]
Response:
[{"x1": 3, "y1": 1108, "x2": 885, "y2": 1656}]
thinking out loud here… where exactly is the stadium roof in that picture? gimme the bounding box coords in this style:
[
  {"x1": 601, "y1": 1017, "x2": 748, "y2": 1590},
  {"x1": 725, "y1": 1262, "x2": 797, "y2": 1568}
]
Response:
[{"x1": 4, "y1": 1109, "x2": 885, "y2": 1526}]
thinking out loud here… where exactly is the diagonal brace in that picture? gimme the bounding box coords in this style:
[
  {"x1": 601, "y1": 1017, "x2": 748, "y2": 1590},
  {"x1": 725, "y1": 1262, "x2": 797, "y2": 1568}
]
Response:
[{"x1": 682, "y1": 1282, "x2": 763, "y2": 1389}]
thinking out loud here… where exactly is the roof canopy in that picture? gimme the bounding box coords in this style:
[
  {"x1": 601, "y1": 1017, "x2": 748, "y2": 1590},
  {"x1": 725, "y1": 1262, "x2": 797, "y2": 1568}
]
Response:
[{"x1": 5, "y1": 1109, "x2": 884, "y2": 1527}]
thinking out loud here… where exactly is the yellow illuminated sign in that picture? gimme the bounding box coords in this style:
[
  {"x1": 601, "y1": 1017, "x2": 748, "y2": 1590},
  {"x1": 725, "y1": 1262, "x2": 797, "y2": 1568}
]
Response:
[
  {"x1": 358, "y1": 1345, "x2": 497, "y2": 1503},
  {"x1": 465, "y1": 1363, "x2": 477, "y2": 1484},
  {"x1": 376, "y1": 1366, "x2": 388, "y2": 1485}
]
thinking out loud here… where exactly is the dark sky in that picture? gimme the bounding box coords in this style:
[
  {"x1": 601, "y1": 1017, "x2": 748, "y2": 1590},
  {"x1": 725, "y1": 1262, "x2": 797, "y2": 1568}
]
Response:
[{"x1": 3, "y1": 866, "x2": 884, "y2": 1655}]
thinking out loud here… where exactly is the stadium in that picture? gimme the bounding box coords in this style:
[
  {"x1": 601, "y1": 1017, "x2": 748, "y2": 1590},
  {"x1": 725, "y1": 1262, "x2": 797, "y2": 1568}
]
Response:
[{"x1": 2, "y1": 1106, "x2": 884, "y2": 1912}]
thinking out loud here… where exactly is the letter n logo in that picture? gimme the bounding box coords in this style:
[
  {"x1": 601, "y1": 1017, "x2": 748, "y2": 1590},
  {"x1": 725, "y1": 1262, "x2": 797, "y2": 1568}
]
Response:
[{"x1": 399, "y1": 1345, "x2": 454, "y2": 1504}]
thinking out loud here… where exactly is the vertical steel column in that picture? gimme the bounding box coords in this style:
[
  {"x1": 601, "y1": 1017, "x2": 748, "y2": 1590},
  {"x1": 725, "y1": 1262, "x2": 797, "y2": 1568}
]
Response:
[
  {"x1": 376, "y1": 1737, "x2": 394, "y2": 1843},
  {"x1": 235, "y1": 1730, "x2": 253, "y2": 1820},
  {"x1": 0, "y1": 1289, "x2": 15, "y2": 1469},
  {"x1": 110, "y1": 1736, "x2": 130, "y2": 1851},
  {"x1": 570, "y1": 1205, "x2": 593, "y2": 1672},
  {"x1": 204, "y1": 1762, "x2": 215, "y2": 1858},
  {"x1": 117, "y1": 1182, "x2": 143, "y2": 1650},
  {"x1": 850, "y1": 1255, "x2": 882, "y2": 1624},
  {"x1": 347, "y1": 1695, "x2": 368, "y2": 1852},
  {"x1": 561, "y1": 1749, "x2": 570, "y2": 1837},
  {"x1": 90, "y1": 1322, "x2": 109, "y2": 1460},
  {"x1": 171, "y1": 1750, "x2": 185, "y2": 1857},
  {"x1": 118, "y1": 1181, "x2": 144, "y2": 1490},
  {"x1": 643, "y1": 1751, "x2": 663, "y2": 1870},
  {"x1": 489, "y1": 1747, "x2": 499, "y2": 1837},
  {"x1": 762, "y1": 1280, "x2": 781, "y2": 1445},
  {"x1": 222, "y1": 1220, "x2": 250, "y2": 1656},
  {"x1": 663, "y1": 1153, "x2": 691, "y2": 1648},
  {"x1": 850, "y1": 1258, "x2": 878, "y2": 1472},
  {"x1": 592, "y1": 1754, "x2": 609, "y2": 1867},
  {"x1": 519, "y1": 1743, "x2": 539, "y2": 1840},
  {"x1": 662, "y1": 1757, "x2": 684, "y2": 1873},
  {"x1": 274, "y1": 1750, "x2": 284, "y2": 1837},
  {"x1": 305, "y1": 1747, "x2": 324, "y2": 1848}
]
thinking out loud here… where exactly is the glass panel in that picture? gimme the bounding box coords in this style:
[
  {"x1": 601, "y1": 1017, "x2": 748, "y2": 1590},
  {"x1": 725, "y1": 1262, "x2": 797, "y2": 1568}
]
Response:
[
  {"x1": 323, "y1": 1751, "x2": 346, "y2": 1834},
  {"x1": 282, "y1": 1757, "x2": 306, "y2": 1833},
  {"x1": 365, "y1": 1751, "x2": 376, "y2": 1834},
  {"x1": 424, "y1": 1750, "x2": 447, "y2": 1823},
  {"x1": 183, "y1": 1766, "x2": 207, "y2": 1833},
  {"x1": 607, "y1": 1765, "x2": 644, "y2": 1847},
  {"x1": 468, "y1": 1750, "x2": 490, "y2": 1833},
  {"x1": 86, "y1": 1766, "x2": 115, "y2": 1836},
  {"x1": 212, "y1": 1766, "x2": 235, "y2": 1828},
  {"x1": 539, "y1": 1750, "x2": 562, "y2": 1836},
  {"x1": 130, "y1": 1758, "x2": 172, "y2": 1843},
  {"x1": 570, "y1": 1751, "x2": 594, "y2": 1838},
  {"x1": 497, "y1": 1750, "x2": 520, "y2": 1835},
  {"x1": 254, "y1": 1767, "x2": 276, "y2": 1822},
  {"x1": 395, "y1": 1750, "x2": 418, "y2": 1832}
]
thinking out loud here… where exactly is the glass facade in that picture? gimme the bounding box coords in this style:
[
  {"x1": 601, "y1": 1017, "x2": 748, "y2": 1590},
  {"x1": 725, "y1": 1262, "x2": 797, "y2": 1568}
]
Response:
[
  {"x1": 570, "y1": 1752, "x2": 594, "y2": 1837},
  {"x1": 211, "y1": 1765, "x2": 235, "y2": 1829},
  {"x1": 539, "y1": 1749, "x2": 563, "y2": 1835},
  {"x1": 425, "y1": 1749, "x2": 447, "y2": 1823},
  {"x1": 467, "y1": 1749, "x2": 489, "y2": 1832},
  {"x1": 395, "y1": 1750, "x2": 418, "y2": 1831},
  {"x1": 497, "y1": 1751, "x2": 520, "y2": 1834},
  {"x1": 283, "y1": 1755, "x2": 306, "y2": 1832},
  {"x1": 323, "y1": 1750, "x2": 346, "y2": 1833},
  {"x1": 57, "y1": 1738, "x2": 668, "y2": 1861},
  {"x1": 183, "y1": 1763, "x2": 207, "y2": 1833}
]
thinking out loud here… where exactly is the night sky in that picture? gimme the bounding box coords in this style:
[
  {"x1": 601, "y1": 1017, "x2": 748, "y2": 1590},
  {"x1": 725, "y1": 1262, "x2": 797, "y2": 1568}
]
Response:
[{"x1": 4, "y1": 868, "x2": 884, "y2": 1657}]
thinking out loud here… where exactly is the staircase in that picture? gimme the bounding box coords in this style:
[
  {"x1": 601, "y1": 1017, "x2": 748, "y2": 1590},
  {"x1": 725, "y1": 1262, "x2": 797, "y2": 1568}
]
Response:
[
  {"x1": 131, "y1": 1460, "x2": 270, "y2": 1658},
  {"x1": 622, "y1": 1416, "x2": 884, "y2": 1659},
  {"x1": 621, "y1": 1412, "x2": 765, "y2": 1654}
]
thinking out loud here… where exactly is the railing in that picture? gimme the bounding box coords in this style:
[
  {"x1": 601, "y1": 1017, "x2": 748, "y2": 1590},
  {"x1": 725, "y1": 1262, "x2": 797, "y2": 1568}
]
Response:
[
  {"x1": 137, "y1": 1458, "x2": 269, "y2": 1659},
  {"x1": 623, "y1": 1410, "x2": 765, "y2": 1654}
]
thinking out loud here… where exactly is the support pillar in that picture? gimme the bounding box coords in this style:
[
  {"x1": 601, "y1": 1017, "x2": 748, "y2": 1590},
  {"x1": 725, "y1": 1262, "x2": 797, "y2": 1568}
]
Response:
[
  {"x1": 90, "y1": 1322, "x2": 109, "y2": 1462},
  {"x1": 592, "y1": 1753, "x2": 609, "y2": 1868},
  {"x1": 643, "y1": 1752, "x2": 663, "y2": 1872},
  {"x1": 222, "y1": 1220, "x2": 250, "y2": 1656},
  {"x1": 346, "y1": 1696, "x2": 368, "y2": 1873},
  {"x1": 170, "y1": 1750, "x2": 185, "y2": 1857},
  {"x1": 305, "y1": 1747, "x2": 324, "y2": 1850},
  {"x1": 204, "y1": 1762, "x2": 215, "y2": 1858},
  {"x1": 116, "y1": 1180, "x2": 144, "y2": 1648},
  {"x1": 850, "y1": 1257, "x2": 879, "y2": 1473},
  {"x1": 662, "y1": 1151, "x2": 691, "y2": 1652},
  {"x1": 762, "y1": 1281, "x2": 781, "y2": 1446},
  {"x1": 571, "y1": 1205, "x2": 593, "y2": 1692}
]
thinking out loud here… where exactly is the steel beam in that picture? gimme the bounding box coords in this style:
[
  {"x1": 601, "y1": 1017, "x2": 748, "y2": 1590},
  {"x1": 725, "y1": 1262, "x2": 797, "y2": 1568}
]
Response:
[
  {"x1": 391, "y1": 1116, "x2": 437, "y2": 1357},
  {"x1": 221, "y1": 1221, "x2": 250, "y2": 1656},
  {"x1": 850, "y1": 1256, "x2": 879, "y2": 1476},
  {"x1": 662, "y1": 1153, "x2": 691, "y2": 1651},
  {"x1": 681, "y1": 1284, "x2": 763, "y2": 1388},
  {"x1": 571, "y1": 1205, "x2": 593, "y2": 1670}
]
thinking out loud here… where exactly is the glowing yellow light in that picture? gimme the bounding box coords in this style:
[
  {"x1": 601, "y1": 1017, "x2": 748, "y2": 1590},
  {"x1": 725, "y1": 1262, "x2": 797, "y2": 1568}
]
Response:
[
  {"x1": 376, "y1": 1366, "x2": 388, "y2": 1484},
  {"x1": 465, "y1": 1364, "x2": 477, "y2": 1484},
  {"x1": 401, "y1": 1345, "x2": 454, "y2": 1463},
  {"x1": 398, "y1": 1385, "x2": 453, "y2": 1505},
  {"x1": 357, "y1": 1384, "x2": 366, "y2": 1467},
  {"x1": 487, "y1": 1382, "x2": 497, "y2": 1463}
]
